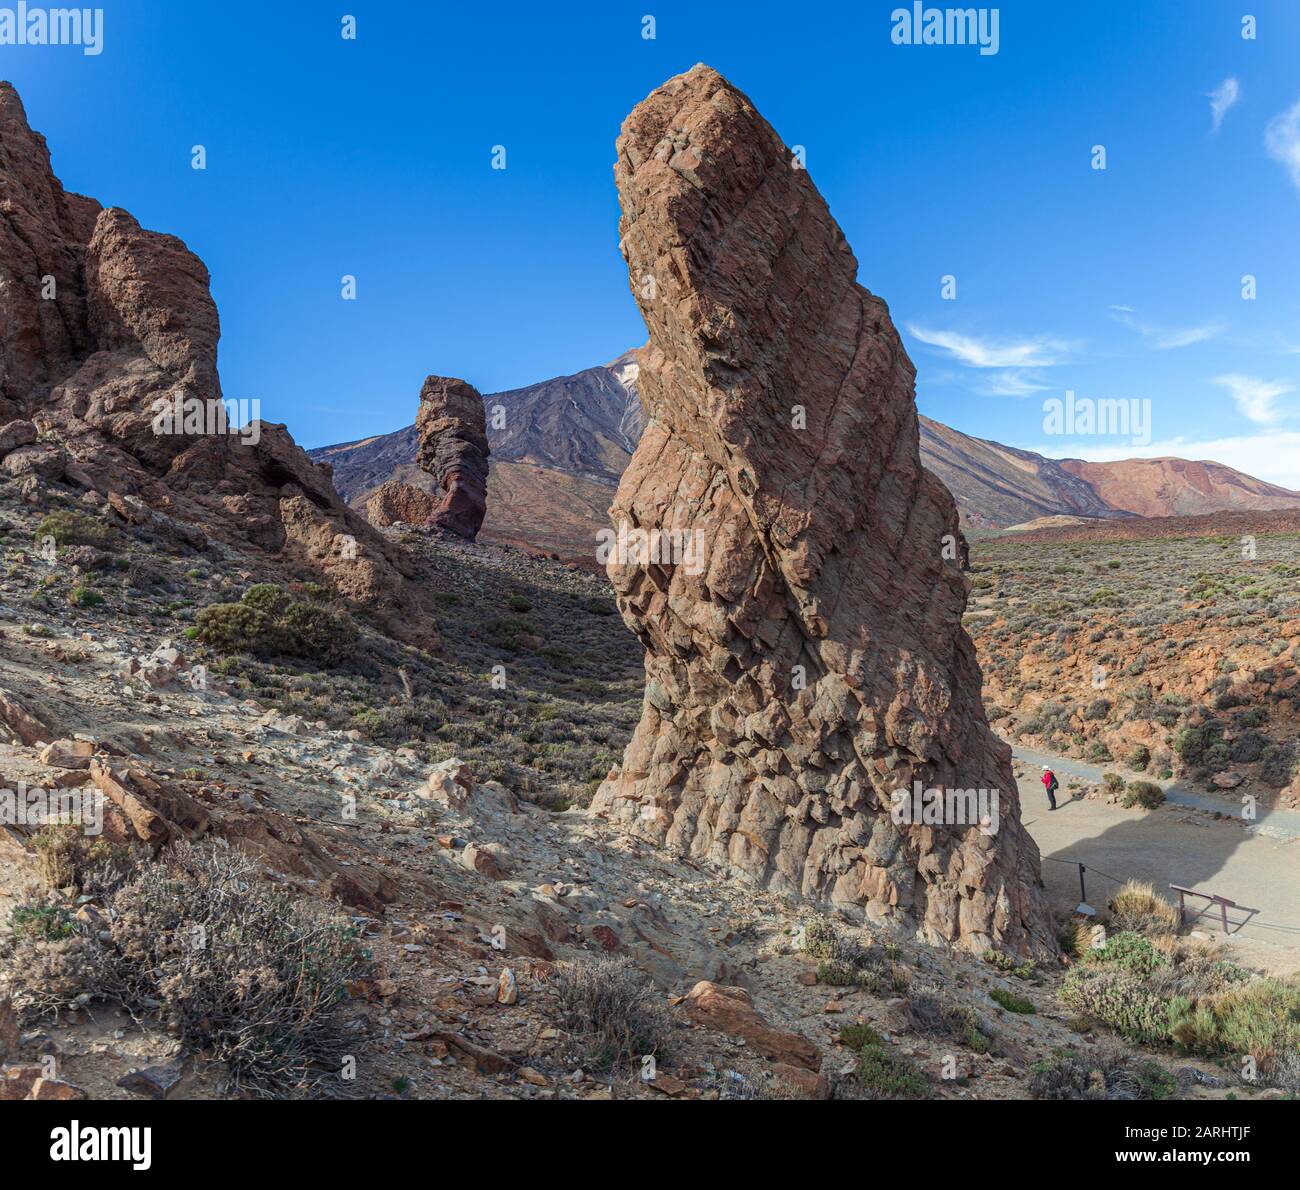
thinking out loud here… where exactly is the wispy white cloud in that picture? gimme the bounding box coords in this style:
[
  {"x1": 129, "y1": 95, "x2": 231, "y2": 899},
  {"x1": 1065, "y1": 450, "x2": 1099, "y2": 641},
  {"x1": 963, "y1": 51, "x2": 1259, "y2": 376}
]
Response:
[
  {"x1": 1207, "y1": 77, "x2": 1239, "y2": 132},
  {"x1": 975, "y1": 369, "x2": 1054, "y2": 397},
  {"x1": 1265, "y1": 99, "x2": 1300, "y2": 192},
  {"x1": 1034, "y1": 432, "x2": 1300, "y2": 493},
  {"x1": 1212, "y1": 373, "x2": 1295, "y2": 425},
  {"x1": 1110, "y1": 306, "x2": 1221, "y2": 350},
  {"x1": 905, "y1": 325, "x2": 1076, "y2": 369}
]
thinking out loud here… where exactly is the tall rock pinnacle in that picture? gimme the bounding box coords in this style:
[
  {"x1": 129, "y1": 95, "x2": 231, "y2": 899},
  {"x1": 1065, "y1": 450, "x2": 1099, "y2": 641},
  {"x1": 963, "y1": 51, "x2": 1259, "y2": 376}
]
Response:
[
  {"x1": 592, "y1": 66, "x2": 1054, "y2": 955},
  {"x1": 416, "y1": 375, "x2": 489, "y2": 541}
]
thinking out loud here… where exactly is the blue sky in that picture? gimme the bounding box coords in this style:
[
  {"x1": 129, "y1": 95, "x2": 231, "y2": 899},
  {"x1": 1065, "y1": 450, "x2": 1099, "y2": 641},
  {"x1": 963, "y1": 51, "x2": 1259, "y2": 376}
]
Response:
[{"x1": 5, "y1": 1, "x2": 1300, "y2": 484}]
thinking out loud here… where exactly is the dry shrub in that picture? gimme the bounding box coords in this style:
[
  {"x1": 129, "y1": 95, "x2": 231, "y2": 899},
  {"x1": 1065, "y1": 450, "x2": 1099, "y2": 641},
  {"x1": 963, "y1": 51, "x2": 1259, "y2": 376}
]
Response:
[
  {"x1": 31, "y1": 824, "x2": 140, "y2": 897},
  {"x1": 2, "y1": 840, "x2": 368, "y2": 1098},
  {"x1": 1108, "y1": 880, "x2": 1179, "y2": 937},
  {"x1": 549, "y1": 956, "x2": 670, "y2": 1073},
  {"x1": 1029, "y1": 1047, "x2": 1176, "y2": 1100}
]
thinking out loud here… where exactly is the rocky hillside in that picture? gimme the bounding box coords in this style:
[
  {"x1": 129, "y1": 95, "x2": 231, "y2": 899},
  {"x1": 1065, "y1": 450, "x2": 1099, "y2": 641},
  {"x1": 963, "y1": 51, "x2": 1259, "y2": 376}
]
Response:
[
  {"x1": 1060, "y1": 457, "x2": 1300, "y2": 519},
  {"x1": 966, "y1": 516, "x2": 1300, "y2": 810},
  {"x1": 0, "y1": 82, "x2": 434, "y2": 648},
  {"x1": 1, "y1": 484, "x2": 1290, "y2": 1101}
]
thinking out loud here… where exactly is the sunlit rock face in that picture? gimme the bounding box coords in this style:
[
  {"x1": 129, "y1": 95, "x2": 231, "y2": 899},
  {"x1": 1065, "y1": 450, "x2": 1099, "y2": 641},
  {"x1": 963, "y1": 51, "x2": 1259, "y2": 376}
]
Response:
[{"x1": 593, "y1": 65, "x2": 1053, "y2": 957}]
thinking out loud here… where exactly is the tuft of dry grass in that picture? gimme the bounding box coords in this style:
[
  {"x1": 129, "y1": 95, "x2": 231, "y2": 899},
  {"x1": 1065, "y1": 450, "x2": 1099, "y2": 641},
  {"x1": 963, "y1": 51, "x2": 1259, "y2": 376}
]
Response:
[{"x1": 1108, "y1": 880, "x2": 1180, "y2": 937}]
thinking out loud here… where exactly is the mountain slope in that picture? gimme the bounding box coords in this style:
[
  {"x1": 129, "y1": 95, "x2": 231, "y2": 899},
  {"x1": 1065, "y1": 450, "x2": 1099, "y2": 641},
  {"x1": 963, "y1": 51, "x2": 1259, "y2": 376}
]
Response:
[
  {"x1": 918, "y1": 416, "x2": 1119, "y2": 529},
  {"x1": 311, "y1": 355, "x2": 1300, "y2": 560},
  {"x1": 1059, "y1": 457, "x2": 1300, "y2": 518}
]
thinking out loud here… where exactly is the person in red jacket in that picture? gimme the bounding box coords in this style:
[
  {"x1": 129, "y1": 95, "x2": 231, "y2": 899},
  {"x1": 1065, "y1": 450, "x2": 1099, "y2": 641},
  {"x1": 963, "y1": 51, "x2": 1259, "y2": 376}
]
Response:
[{"x1": 1041, "y1": 766, "x2": 1059, "y2": 810}]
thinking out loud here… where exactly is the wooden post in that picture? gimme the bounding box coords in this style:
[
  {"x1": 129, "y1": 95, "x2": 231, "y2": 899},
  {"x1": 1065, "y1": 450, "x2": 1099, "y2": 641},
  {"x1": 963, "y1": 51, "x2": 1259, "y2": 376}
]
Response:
[
  {"x1": 1221, "y1": 899, "x2": 1229, "y2": 935},
  {"x1": 1078, "y1": 864, "x2": 1087, "y2": 904}
]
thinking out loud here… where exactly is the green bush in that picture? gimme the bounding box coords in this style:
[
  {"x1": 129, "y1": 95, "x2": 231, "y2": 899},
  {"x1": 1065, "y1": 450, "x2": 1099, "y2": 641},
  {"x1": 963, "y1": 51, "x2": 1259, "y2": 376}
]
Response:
[
  {"x1": 990, "y1": 987, "x2": 1035, "y2": 1014},
  {"x1": 838, "y1": 1022, "x2": 884, "y2": 1049},
  {"x1": 196, "y1": 585, "x2": 356, "y2": 667},
  {"x1": 1127, "y1": 744, "x2": 1151, "y2": 771},
  {"x1": 982, "y1": 949, "x2": 1035, "y2": 980},
  {"x1": 1086, "y1": 931, "x2": 1169, "y2": 978},
  {"x1": 1122, "y1": 780, "x2": 1165, "y2": 810},
  {"x1": 35, "y1": 510, "x2": 111, "y2": 549},
  {"x1": 854, "y1": 1042, "x2": 930, "y2": 1099},
  {"x1": 1168, "y1": 978, "x2": 1300, "y2": 1085},
  {"x1": 1029, "y1": 1047, "x2": 1176, "y2": 1100},
  {"x1": 1060, "y1": 967, "x2": 1172, "y2": 1045}
]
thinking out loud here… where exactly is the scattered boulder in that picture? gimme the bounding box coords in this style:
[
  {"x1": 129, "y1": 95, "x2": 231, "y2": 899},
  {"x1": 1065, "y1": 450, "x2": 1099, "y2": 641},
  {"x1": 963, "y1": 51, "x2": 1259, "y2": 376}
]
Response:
[
  {"x1": 37, "y1": 739, "x2": 94, "y2": 770},
  {"x1": 0, "y1": 687, "x2": 55, "y2": 746},
  {"x1": 362, "y1": 479, "x2": 438, "y2": 528},
  {"x1": 26, "y1": 1077, "x2": 89, "y2": 1101},
  {"x1": 0, "y1": 1064, "x2": 43, "y2": 1101},
  {"x1": 682, "y1": 980, "x2": 820, "y2": 1072},
  {"x1": 117, "y1": 1059, "x2": 189, "y2": 1100}
]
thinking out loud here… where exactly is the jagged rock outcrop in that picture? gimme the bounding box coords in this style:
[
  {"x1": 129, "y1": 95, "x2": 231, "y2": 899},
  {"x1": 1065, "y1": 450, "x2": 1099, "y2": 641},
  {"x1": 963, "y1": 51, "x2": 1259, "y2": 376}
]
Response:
[
  {"x1": 361, "y1": 478, "x2": 438, "y2": 527},
  {"x1": 415, "y1": 375, "x2": 489, "y2": 540},
  {"x1": 0, "y1": 82, "x2": 436, "y2": 647},
  {"x1": 592, "y1": 66, "x2": 1053, "y2": 956}
]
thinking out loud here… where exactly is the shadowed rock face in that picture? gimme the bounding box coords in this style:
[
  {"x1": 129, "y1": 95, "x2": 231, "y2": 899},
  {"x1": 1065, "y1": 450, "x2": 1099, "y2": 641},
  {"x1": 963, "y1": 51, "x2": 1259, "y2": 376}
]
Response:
[
  {"x1": 0, "y1": 82, "x2": 435, "y2": 648},
  {"x1": 416, "y1": 375, "x2": 489, "y2": 540},
  {"x1": 593, "y1": 65, "x2": 1054, "y2": 956}
]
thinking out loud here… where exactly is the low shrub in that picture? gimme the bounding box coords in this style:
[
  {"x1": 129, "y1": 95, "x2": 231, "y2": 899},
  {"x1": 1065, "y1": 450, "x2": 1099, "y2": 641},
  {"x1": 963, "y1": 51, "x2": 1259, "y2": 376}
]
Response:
[
  {"x1": 1168, "y1": 978, "x2": 1300, "y2": 1086},
  {"x1": 30, "y1": 824, "x2": 138, "y2": 896},
  {"x1": 855, "y1": 1043, "x2": 931, "y2": 1098},
  {"x1": 1060, "y1": 966, "x2": 1172, "y2": 1045},
  {"x1": 990, "y1": 987, "x2": 1035, "y2": 1014},
  {"x1": 1085, "y1": 931, "x2": 1169, "y2": 978},
  {"x1": 550, "y1": 956, "x2": 670, "y2": 1073},
  {"x1": 1029, "y1": 1047, "x2": 1176, "y2": 1101},
  {"x1": 1108, "y1": 881, "x2": 1179, "y2": 937},
  {"x1": 2, "y1": 841, "x2": 367, "y2": 1098},
  {"x1": 35, "y1": 510, "x2": 112, "y2": 549},
  {"x1": 196, "y1": 585, "x2": 357, "y2": 666},
  {"x1": 982, "y1": 949, "x2": 1035, "y2": 980},
  {"x1": 1122, "y1": 780, "x2": 1165, "y2": 810}
]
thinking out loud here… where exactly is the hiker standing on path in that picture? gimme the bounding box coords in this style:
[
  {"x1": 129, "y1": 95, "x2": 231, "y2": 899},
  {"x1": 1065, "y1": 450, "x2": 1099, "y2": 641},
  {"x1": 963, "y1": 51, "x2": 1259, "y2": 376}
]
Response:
[{"x1": 1041, "y1": 765, "x2": 1059, "y2": 811}]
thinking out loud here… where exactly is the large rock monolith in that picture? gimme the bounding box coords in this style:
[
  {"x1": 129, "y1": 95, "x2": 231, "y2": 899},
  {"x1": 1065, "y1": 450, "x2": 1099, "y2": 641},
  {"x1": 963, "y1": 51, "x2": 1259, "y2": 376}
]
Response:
[{"x1": 592, "y1": 65, "x2": 1053, "y2": 956}]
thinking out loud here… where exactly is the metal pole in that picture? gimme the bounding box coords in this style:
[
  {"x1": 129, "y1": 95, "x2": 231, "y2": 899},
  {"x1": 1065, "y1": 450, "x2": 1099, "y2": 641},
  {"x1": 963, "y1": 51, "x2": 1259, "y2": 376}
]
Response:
[
  {"x1": 1221, "y1": 900, "x2": 1229, "y2": 935},
  {"x1": 1078, "y1": 864, "x2": 1086, "y2": 904}
]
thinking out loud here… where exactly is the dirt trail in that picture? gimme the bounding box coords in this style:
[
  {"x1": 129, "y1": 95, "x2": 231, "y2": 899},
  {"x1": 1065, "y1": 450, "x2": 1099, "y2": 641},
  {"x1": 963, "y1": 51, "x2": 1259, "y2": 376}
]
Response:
[
  {"x1": 1012, "y1": 744, "x2": 1300, "y2": 842},
  {"x1": 1010, "y1": 753, "x2": 1300, "y2": 975}
]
